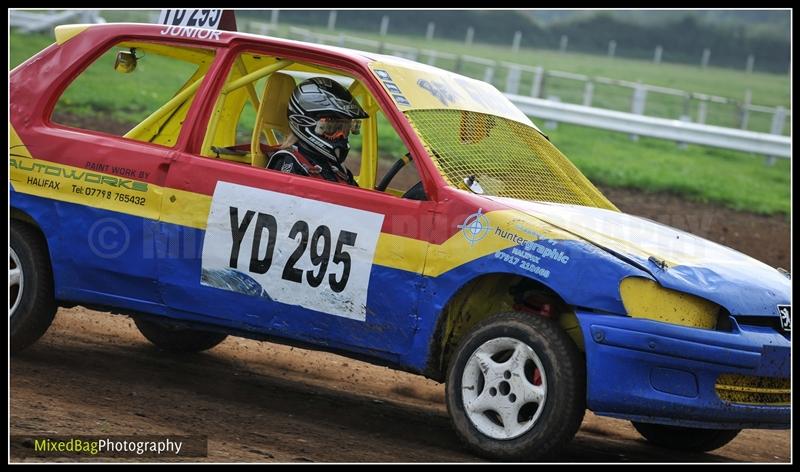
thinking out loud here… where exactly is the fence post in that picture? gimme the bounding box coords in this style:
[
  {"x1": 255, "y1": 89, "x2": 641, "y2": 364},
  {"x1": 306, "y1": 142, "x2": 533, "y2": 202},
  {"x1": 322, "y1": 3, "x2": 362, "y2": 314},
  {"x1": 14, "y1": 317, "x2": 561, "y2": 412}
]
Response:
[
  {"x1": 654, "y1": 45, "x2": 663, "y2": 64},
  {"x1": 327, "y1": 10, "x2": 337, "y2": 31},
  {"x1": 544, "y1": 96, "x2": 561, "y2": 130},
  {"x1": 426, "y1": 49, "x2": 437, "y2": 66},
  {"x1": 697, "y1": 100, "x2": 708, "y2": 124},
  {"x1": 465, "y1": 27, "x2": 474, "y2": 47},
  {"x1": 338, "y1": 33, "x2": 345, "y2": 47},
  {"x1": 739, "y1": 89, "x2": 752, "y2": 130},
  {"x1": 676, "y1": 115, "x2": 692, "y2": 150},
  {"x1": 765, "y1": 106, "x2": 787, "y2": 166},
  {"x1": 426, "y1": 22, "x2": 435, "y2": 41},
  {"x1": 379, "y1": 15, "x2": 390, "y2": 36},
  {"x1": 746, "y1": 54, "x2": 755, "y2": 74},
  {"x1": 454, "y1": 55, "x2": 463, "y2": 74},
  {"x1": 630, "y1": 82, "x2": 647, "y2": 141},
  {"x1": 701, "y1": 48, "x2": 711, "y2": 69},
  {"x1": 483, "y1": 65, "x2": 495, "y2": 85},
  {"x1": 270, "y1": 9, "x2": 279, "y2": 27},
  {"x1": 512, "y1": 31, "x2": 522, "y2": 54},
  {"x1": 582, "y1": 81, "x2": 594, "y2": 107},
  {"x1": 608, "y1": 40, "x2": 616, "y2": 58},
  {"x1": 505, "y1": 65, "x2": 521, "y2": 95},
  {"x1": 79, "y1": 10, "x2": 97, "y2": 23},
  {"x1": 531, "y1": 66, "x2": 544, "y2": 98},
  {"x1": 682, "y1": 93, "x2": 692, "y2": 119},
  {"x1": 559, "y1": 35, "x2": 568, "y2": 53}
]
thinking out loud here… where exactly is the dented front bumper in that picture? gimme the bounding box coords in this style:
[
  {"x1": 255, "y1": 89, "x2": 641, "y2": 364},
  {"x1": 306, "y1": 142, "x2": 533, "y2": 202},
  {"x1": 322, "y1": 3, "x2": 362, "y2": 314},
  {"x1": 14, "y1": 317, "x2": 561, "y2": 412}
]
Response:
[{"x1": 576, "y1": 311, "x2": 790, "y2": 429}]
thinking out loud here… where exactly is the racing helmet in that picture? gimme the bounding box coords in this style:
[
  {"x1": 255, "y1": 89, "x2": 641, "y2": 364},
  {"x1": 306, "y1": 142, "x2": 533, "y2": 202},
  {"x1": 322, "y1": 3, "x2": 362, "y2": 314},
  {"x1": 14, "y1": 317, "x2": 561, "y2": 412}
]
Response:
[{"x1": 287, "y1": 77, "x2": 369, "y2": 164}]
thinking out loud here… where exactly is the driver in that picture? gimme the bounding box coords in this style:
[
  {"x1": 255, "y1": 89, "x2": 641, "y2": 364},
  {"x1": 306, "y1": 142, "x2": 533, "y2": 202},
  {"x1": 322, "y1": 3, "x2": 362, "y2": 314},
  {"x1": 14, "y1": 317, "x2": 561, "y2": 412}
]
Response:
[{"x1": 267, "y1": 77, "x2": 368, "y2": 186}]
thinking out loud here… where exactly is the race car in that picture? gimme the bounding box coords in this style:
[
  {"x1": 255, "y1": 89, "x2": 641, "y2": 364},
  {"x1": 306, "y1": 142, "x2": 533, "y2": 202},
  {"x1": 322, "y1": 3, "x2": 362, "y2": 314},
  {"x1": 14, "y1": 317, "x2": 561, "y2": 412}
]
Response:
[{"x1": 10, "y1": 23, "x2": 790, "y2": 461}]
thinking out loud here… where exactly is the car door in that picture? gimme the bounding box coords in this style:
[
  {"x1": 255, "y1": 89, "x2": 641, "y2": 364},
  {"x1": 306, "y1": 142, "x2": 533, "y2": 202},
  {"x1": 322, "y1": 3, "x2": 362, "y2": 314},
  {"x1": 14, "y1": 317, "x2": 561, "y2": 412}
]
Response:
[
  {"x1": 158, "y1": 152, "x2": 434, "y2": 356},
  {"x1": 154, "y1": 45, "x2": 436, "y2": 356},
  {"x1": 12, "y1": 36, "x2": 217, "y2": 310}
]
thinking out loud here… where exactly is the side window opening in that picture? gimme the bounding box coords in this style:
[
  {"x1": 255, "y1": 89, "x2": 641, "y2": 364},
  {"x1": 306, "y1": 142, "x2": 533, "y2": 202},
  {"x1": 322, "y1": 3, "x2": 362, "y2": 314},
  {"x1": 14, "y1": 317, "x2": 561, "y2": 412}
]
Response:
[
  {"x1": 374, "y1": 111, "x2": 423, "y2": 198},
  {"x1": 200, "y1": 52, "x2": 425, "y2": 199},
  {"x1": 52, "y1": 41, "x2": 216, "y2": 148}
]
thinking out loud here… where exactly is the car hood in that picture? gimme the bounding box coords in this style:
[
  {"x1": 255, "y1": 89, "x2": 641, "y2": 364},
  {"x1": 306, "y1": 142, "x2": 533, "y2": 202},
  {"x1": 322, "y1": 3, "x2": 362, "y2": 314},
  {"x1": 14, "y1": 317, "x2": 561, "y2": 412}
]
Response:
[{"x1": 487, "y1": 197, "x2": 791, "y2": 317}]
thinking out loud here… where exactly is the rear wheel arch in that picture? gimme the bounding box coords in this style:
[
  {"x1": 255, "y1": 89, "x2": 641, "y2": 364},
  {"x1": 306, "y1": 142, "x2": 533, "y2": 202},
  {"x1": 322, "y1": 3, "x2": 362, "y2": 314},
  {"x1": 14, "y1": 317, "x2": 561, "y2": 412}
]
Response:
[
  {"x1": 11, "y1": 207, "x2": 61, "y2": 281},
  {"x1": 11, "y1": 207, "x2": 42, "y2": 231},
  {"x1": 8, "y1": 207, "x2": 57, "y2": 256},
  {"x1": 426, "y1": 273, "x2": 584, "y2": 381}
]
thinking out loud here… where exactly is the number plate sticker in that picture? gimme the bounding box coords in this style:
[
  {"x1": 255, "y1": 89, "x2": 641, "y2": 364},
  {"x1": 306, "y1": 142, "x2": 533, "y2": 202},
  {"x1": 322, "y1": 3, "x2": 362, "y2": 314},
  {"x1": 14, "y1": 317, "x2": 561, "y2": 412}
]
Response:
[
  {"x1": 201, "y1": 182, "x2": 385, "y2": 321},
  {"x1": 158, "y1": 9, "x2": 223, "y2": 29}
]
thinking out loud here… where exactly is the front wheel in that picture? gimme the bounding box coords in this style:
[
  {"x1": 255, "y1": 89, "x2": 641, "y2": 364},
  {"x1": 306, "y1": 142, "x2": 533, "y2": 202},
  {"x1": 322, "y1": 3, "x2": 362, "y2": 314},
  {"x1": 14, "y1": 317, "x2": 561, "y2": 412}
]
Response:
[
  {"x1": 134, "y1": 317, "x2": 228, "y2": 353},
  {"x1": 632, "y1": 422, "x2": 741, "y2": 452},
  {"x1": 446, "y1": 312, "x2": 586, "y2": 461}
]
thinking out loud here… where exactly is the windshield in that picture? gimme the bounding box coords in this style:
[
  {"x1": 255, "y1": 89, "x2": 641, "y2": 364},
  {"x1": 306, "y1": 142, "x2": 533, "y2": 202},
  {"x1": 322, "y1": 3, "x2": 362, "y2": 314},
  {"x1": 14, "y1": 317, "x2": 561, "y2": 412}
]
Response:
[
  {"x1": 405, "y1": 109, "x2": 617, "y2": 209},
  {"x1": 369, "y1": 59, "x2": 615, "y2": 209}
]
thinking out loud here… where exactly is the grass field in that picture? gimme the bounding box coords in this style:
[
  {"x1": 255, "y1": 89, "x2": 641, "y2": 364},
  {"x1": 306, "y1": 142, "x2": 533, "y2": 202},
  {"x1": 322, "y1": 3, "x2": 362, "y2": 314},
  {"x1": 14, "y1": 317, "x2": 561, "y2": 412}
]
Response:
[
  {"x1": 272, "y1": 23, "x2": 790, "y2": 106},
  {"x1": 547, "y1": 124, "x2": 789, "y2": 215},
  {"x1": 53, "y1": 10, "x2": 793, "y2": 107},
  {"x1": 268, "y1": 23, "x2": 790, "y2": 135},
  {"x1": 10, "y1": 29, "x2": 790, "y2": 215}
]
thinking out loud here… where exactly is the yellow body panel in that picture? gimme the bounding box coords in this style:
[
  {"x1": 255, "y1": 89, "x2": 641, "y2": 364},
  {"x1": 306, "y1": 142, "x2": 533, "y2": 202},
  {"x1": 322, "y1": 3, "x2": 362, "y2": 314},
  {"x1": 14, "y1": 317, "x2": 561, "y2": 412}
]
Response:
[
  {"x1": 620, "y1": 277, "x2": 718, "y2": 329},
  {"x1": 716, "y1": 374, "x2": 790, "y2": 405},
  {"x1": 10, "y1": 155, "x2": 162, "y2": 222},
  {"x1": 10, "y1": 146, "x2": 578, "y2": 279},
  {"x1": 369, "y1": 60, "x2": 536, "y2": 129},
  {"x1": 54, "y1": 24, "x2": 90, "y2": 44}
]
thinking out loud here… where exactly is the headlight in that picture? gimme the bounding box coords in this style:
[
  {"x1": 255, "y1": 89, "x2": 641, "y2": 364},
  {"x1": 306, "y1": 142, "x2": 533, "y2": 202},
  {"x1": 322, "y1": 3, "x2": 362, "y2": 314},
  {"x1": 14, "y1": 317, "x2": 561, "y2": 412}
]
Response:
[{"x1": 619, "y1": 277, "x2": 719, "y2": 329}]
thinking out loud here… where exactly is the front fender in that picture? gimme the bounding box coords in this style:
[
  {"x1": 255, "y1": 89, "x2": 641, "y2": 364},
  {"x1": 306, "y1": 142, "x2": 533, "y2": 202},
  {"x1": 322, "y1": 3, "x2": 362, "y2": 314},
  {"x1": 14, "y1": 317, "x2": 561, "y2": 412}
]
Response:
[{"x1": 404, "y1": 228, "x2": 648, "y2": 376}]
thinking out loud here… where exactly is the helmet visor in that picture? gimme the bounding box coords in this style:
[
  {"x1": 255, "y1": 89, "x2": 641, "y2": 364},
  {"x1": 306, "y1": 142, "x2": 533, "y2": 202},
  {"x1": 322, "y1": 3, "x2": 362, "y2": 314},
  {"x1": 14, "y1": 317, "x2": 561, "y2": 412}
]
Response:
[{"x1": 315, "y1": 117, "x2": 362, "y2": 139}]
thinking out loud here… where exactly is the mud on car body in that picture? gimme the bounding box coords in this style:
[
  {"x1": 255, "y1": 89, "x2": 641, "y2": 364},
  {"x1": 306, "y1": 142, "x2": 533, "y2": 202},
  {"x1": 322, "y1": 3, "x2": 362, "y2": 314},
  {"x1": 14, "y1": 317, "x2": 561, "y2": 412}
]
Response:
[{"x1": 10, "y1": 23, "x2": 790, "y2": 460}]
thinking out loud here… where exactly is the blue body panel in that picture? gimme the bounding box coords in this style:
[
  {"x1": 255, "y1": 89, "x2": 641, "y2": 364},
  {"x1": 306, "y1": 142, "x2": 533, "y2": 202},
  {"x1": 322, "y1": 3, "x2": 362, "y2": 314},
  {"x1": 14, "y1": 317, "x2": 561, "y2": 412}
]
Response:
[
  {"x1": 12, "y1": 187, "x2": 791, "y2": 430},
  {"x1": 576, "y1": 311, "x2": 790, "y2": 429},
  {"x1": 489, "y1": 197, "x2": 792, "y2": 318},
  {"x1": 12, "y1": 191, "x2": 164, "y2": 308},
  {"x1": 13, "y1": 187, "x2": 646, "y2": 371},
  {"x1": 13, "y1": 189, "x2": 423, "y2": 364},
  {"x1": 407, "y1": 240, "x2": 652, "y2": 370}
]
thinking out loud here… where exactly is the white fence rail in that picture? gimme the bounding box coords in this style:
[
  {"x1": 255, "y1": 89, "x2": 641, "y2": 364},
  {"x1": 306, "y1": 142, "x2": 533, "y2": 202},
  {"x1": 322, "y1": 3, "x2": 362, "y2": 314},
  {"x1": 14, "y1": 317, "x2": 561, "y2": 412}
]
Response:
[
  {"x1": 10, "y1": 16, "x2": 791, "y2": 159},
  {"x1": 278, "y1": 26, "x2": 790, "y2": 138},
  {"x1": 508, "y1": 95, "x2": 791, "y2": 159},
  {"x1": 253, "y1": 24, "x2": 792, "y2": 159}
]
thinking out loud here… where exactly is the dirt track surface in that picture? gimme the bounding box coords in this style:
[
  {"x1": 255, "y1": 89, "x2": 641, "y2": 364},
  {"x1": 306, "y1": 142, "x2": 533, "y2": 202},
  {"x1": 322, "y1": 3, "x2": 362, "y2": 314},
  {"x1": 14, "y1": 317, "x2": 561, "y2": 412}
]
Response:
[
  {"x1": 10, "y1": 307, "x2": 791, "y2": 463},
  {"x1": 10, "y1": 189, "x2": 791, "y2": 463}
]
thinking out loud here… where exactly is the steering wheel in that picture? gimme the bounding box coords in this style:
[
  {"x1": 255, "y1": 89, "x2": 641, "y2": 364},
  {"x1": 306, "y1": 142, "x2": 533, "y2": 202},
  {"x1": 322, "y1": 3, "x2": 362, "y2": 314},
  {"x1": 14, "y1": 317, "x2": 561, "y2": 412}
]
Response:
[
  {"x1": 375, "y1": 153, "x2": 410, "y2": 192},
  {"x1": 375, "y1": 153, "x2": 426, "y2": 200}
]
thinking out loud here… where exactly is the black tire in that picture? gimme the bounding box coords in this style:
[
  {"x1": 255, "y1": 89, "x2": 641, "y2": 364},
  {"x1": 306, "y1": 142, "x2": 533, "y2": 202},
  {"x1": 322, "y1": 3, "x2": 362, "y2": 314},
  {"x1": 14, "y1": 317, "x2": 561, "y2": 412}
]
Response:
[
  {"x1": 133, "y1": 317, "x2": 227, "y2": 353},
  {"x1": 10, "y1": 221, "x2": 57, "y2": 355},
  {"x1": 445, "y1": 312, "x2": 586, "y2": 461},
  {"x1": 632, "y1": 422, "x2": 741, "y2": 452}
]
